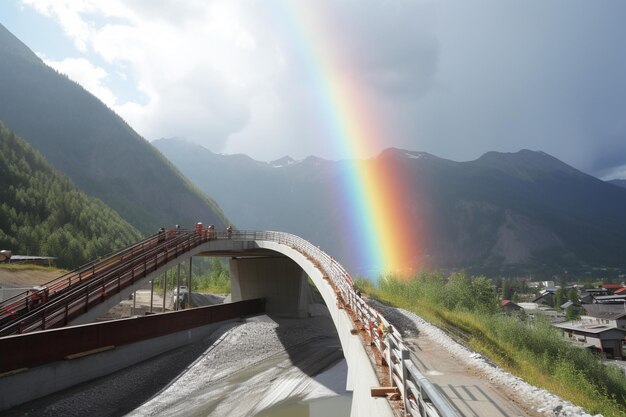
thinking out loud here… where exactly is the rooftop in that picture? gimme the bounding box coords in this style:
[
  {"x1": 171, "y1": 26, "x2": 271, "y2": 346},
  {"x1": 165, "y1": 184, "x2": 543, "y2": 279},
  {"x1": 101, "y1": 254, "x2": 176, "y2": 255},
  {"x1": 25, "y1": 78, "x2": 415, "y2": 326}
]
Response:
[
  {"x1": 554, "y1": 321, "x2": 624, "y2": 335},
  {"x1": 582, "y1": 304, "x2": 626, "y2": 320}
]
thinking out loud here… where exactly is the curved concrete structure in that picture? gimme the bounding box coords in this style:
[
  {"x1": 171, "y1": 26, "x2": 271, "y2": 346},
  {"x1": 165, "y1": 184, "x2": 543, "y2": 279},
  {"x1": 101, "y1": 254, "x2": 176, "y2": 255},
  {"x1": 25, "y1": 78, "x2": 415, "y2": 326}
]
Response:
[
  {"x1": 1, "y1": 230, "x2": 459, "y2": 417},
  {"x1": 69, "y1": 235, "x2": 394, "y2": 417}
]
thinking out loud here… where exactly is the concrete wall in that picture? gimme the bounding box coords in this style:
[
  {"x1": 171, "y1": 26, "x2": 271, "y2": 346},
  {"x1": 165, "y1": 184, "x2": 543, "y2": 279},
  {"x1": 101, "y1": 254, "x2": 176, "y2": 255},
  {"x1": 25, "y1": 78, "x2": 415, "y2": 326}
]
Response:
[
  {"x1": 230, "y1": 257, "x2": 308, "y2": 317},
  {"x1": 0, "y1": 320, "x2": 230, "y2": 411}
]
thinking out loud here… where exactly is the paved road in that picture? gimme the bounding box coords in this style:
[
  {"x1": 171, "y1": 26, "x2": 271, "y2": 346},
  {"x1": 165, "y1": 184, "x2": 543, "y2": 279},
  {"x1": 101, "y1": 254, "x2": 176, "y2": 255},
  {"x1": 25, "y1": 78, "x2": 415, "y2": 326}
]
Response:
[{"x1": 404, "y1": 335, "x2": 539, "y2": 417}]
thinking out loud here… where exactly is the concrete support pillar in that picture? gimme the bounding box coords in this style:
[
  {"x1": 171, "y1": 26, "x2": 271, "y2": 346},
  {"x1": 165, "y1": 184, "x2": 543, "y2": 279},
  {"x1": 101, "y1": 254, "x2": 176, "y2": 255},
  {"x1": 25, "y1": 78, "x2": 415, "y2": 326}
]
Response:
[{"x1": 229, "y1": 257, "x2": 308, "y2": 317}]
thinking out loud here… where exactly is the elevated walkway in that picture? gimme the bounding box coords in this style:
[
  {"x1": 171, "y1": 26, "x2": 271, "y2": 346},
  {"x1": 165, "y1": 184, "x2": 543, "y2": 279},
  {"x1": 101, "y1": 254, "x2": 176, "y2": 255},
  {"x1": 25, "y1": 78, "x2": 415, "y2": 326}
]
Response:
[{"x1": 0, "y1": 229, "x2": 460, "y2": 417}]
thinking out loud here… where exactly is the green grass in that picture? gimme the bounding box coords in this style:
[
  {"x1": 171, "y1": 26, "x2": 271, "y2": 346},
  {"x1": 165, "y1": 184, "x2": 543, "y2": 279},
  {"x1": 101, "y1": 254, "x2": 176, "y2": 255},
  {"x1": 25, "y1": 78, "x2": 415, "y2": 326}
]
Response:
[
  {"x1": 192, "y1": 273, "x2": 231, "y2": 294},
  {"x1": 153, "y1": 258, "x2": 231, "y2": 295},
  {"x1": 364, "y1": 273, "x2": 626, "y2": 417}
]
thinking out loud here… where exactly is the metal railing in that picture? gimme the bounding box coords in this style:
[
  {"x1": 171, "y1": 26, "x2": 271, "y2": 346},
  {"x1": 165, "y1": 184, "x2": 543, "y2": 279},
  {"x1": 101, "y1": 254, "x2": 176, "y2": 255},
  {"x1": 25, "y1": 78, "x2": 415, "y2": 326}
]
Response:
[
  {"x1": 0, "y1": 228, "x2": 459, "y2": 417},
  {"x1": 0, "y1": 230, "x2": 178, "y2": 327},
  {"x1": 0, "y1": 229, "x2": 205, "y2": 336}
]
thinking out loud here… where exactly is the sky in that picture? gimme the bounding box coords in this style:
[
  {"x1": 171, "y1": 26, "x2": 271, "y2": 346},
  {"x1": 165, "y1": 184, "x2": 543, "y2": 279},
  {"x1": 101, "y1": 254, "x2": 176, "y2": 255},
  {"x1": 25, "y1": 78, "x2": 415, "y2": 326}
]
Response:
[{"x1": 1, "y1": 0, "x2": 626, "y2": 179}]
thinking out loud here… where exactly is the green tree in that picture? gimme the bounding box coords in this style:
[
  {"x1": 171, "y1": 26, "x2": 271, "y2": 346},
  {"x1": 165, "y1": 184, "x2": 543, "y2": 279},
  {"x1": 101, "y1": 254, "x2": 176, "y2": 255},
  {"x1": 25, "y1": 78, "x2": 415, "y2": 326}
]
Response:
[
  {"x1": 0, "y1": 123, "x2": 142, "y2": 267},
  {"x1": 555, "y1": 288, "x2": 566, "y2": 310},
  {"x1": 471, "y1": 276, "x2": 499, "y2": 314}
]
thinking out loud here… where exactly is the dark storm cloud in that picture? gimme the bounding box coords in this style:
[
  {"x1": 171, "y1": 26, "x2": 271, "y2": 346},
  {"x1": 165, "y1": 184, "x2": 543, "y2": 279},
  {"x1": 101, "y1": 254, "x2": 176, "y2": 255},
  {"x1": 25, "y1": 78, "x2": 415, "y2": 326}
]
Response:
[
  {"x1": 326, "y1": 0, "x2": 440, "y2": 99},
  {"x1": 390, "y1": 1, "x2": 626, "y2": 177}
]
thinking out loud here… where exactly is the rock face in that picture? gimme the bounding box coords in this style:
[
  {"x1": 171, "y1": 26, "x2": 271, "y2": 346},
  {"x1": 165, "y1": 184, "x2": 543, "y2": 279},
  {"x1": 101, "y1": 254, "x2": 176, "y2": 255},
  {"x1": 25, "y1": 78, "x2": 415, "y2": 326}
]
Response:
[{"x1": 155, "y1": 139, "x2": 626, "y2": 276}]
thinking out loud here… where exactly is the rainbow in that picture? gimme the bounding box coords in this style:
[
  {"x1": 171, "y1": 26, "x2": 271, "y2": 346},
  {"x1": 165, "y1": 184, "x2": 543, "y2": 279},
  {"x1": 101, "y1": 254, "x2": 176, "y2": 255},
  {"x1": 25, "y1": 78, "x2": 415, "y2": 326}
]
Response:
[{"x1": 280, "y1": 2, "x2": 420, "y2": 277}]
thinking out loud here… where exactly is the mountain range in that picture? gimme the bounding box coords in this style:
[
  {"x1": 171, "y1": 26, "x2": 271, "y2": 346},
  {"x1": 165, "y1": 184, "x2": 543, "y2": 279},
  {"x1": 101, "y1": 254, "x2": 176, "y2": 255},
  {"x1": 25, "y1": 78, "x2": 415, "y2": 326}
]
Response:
[
  {"x1": 154, "y1": 138, "x2": 626, "y2": 277},
  {"x1": 2, "y1": 20, "x2": 625, "y2": 278},
  {"x1": 0, "y1": 23, "x2": 228, "y2": 234}
]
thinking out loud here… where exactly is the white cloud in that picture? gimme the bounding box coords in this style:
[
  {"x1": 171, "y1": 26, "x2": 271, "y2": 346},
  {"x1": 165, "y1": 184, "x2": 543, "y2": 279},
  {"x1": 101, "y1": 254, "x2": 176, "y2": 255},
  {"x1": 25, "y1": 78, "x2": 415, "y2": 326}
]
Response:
[
  {"x1": 24, "y1": 0, "x2": 282, "y2": 153},
  {"x1": 19, "y1": 0, "x2": 626, "y2": 174},
  {"x1": 600, "y1": 165, "x2": 626, "y2": 181},
  {"x1": 21, "y1": 0, "x2": 111, "y2": 51}
]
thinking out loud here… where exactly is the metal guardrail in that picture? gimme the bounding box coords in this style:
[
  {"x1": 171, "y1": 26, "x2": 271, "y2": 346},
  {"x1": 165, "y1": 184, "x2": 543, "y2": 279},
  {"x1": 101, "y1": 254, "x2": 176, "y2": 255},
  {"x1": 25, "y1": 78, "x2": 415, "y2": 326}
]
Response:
[
  {"x1": 0, "y1": 231, "x2": 177, "y2": 327},
  {"x1": 0, "y1": 228, "x2": 459, "y2": 416},
  {"x1": 0, "y1": 229, "x2": 204, "y2": 336}
]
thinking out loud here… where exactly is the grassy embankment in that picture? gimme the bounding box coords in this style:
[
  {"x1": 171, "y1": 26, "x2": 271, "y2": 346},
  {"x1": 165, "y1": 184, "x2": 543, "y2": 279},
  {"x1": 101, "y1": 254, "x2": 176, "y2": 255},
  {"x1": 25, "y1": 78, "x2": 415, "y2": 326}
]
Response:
[{"x1": 356, "y1": 272, "x2": 626, "y2": 417}]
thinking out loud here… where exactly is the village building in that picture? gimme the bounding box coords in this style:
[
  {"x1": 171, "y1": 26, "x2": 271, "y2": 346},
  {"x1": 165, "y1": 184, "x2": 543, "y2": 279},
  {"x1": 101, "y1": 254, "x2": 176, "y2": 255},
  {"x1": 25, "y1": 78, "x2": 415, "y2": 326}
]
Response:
[
  {"x1": 533, "y1": 288, "x2": 557, "y2": 307},
  {"x1": 553, "y1": 304, "x2": 626, "y2": 359},
  {"x1": 580, "y1": 288, "x2": 609, "y2": 304},
  {"x1": 500, "y1": 299, "x2": 522, "y2": 314},
  {"x1": 593, "y1": 294, "x2": 626, "y2": 304},
  {"x1": 601, "y1": 284, "x2": 625, "y2": 295},
  {"x1": 614, "y1": 287, "x2": 626, "y2": 296}
]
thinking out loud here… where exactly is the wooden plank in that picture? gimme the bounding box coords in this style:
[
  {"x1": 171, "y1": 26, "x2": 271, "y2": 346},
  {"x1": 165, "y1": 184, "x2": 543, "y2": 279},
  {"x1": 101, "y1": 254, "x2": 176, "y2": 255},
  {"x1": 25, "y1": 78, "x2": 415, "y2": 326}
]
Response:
[{"x1": 371, "y1": 386, "x2": 399, "y2": 397}]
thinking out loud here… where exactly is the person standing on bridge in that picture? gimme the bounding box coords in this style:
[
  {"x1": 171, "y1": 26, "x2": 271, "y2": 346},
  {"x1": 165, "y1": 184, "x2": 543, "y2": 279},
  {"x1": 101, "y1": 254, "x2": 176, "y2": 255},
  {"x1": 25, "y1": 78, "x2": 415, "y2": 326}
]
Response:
[{"x1": 227, "y1": 225, "x2": 232, "y2": 239}]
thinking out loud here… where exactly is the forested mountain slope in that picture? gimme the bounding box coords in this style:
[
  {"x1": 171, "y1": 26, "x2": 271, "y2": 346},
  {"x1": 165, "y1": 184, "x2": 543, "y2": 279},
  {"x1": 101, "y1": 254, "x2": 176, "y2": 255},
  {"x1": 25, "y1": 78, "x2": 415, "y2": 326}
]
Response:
[
  {"x1": 0, "y1": 123, "x2": 142, "y2": 268},
  {"x1": 0, "y1": 23, "x2": 228, "y2": 234}
]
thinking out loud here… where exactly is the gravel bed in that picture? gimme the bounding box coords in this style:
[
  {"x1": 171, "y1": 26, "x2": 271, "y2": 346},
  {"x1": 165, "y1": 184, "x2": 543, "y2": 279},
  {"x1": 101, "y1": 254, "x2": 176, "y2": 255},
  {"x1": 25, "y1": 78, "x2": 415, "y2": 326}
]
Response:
[
  {"x1": 368, "y1": 299, "x2": 603, "y2": 417},
  {"x1": 7, "y1": 312, "x2": 347, "y2": 417},
  {"x1": 128, "y1": 313, "x2": 347, "y2": 416}
]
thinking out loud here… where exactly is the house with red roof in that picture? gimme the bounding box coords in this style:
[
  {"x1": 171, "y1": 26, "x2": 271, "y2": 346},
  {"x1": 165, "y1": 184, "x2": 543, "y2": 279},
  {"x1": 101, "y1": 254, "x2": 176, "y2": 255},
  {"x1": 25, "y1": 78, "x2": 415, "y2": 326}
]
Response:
[
  {"x1": 601, "y1": 284, "x2": 625, "y2": 295},
  {"x1": 500, "y1": 299, "x2": 522, "y2": 314}
]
